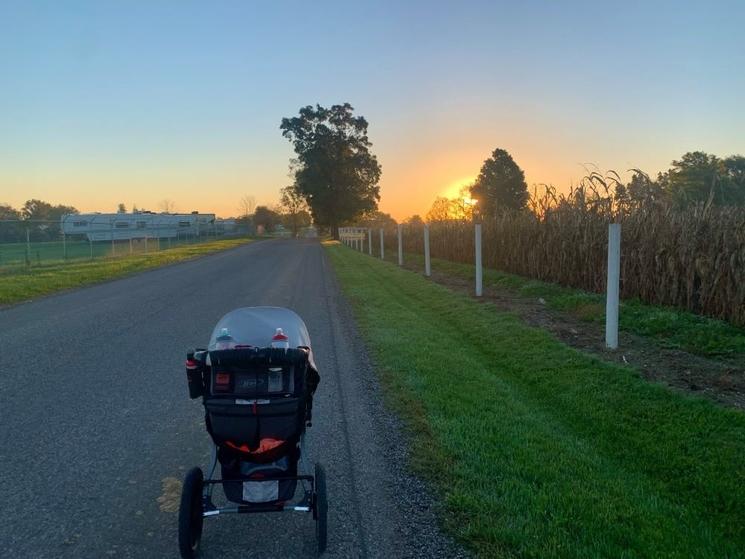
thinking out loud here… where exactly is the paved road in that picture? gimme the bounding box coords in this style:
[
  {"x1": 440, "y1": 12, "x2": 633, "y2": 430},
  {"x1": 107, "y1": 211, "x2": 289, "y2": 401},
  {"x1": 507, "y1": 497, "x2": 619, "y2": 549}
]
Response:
[{"x1": 0, "y1": 239, "x2": 462, "y2": 558}]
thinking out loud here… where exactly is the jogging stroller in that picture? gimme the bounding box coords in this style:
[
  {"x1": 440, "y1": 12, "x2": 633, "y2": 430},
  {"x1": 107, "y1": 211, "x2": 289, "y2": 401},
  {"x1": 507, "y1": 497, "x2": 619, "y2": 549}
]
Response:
[{"x1": 179, "y1": 306, "x2": 325, "y2": 558}]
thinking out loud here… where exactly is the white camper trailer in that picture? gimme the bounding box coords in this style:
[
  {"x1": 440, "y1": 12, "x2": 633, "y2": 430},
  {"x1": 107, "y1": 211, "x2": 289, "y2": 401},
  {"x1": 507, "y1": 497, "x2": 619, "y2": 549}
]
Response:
[{"x1": 60, "y1": 212, "x2": 216, "y2": 241}]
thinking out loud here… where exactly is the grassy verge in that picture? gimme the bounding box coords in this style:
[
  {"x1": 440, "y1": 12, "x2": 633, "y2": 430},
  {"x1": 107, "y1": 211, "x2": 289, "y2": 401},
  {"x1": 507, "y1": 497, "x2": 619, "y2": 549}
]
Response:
[
  {"x1": 327, "y1": 243, "x2": 745, "y2": 559},
  {"x1": 386, "y1": 252, "x2": 745, "y2": 358},
  {"x1": 0, "y1": 237, "x2": 253, "y2": 305}
]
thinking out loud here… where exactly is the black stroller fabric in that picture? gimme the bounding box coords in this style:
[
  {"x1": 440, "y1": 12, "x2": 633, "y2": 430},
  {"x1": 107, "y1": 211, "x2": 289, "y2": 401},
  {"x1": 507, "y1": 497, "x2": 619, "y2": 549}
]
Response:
[{"x1": 204, "y1": 348, "x2": 319, "y2": 460}]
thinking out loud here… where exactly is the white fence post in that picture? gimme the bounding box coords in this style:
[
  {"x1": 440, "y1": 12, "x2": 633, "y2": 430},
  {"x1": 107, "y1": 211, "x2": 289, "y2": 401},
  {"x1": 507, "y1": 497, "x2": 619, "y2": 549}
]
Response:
[
  {"x1": 475, "y1": 223, "x2": 483, "y2": 297},
  {"x1": 379, "y1": 228, "x2": 384, "y2": 260},
  {"x1": 424, "y1": 223, "x2": 431, "y2": 277},
  {"x1": 368, "y1": 228, "x2": 372, "y2": 255},
  {"x1": 606, "y1": 223, "x2": 621, "y2": 349},
  {"x1": 397, "y1": 224, "x2": 403, "y2": 266}
]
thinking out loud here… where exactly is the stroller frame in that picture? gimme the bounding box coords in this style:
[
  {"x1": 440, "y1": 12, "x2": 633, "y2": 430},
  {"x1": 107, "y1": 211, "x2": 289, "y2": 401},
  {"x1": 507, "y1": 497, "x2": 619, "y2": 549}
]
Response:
[
  {"x1": 201, "y1": 434, "x2": 316, "y2": 516},
  {"x1": 178, "y1": 307, "x2": 327, "y2": 558},
  {"x1": 179, "y1": 435, "x2": 328, "y2": 558}
]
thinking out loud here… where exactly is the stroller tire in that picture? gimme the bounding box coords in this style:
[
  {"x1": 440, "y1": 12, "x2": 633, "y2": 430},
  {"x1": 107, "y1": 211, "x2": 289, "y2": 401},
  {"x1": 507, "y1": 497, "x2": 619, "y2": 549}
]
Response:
[
  {"x1": 314, "y1": 463, "x2": 328, "y2": 555},
  {"x1": 178, "y1": 467, "x2": 204, "y2": 559}
]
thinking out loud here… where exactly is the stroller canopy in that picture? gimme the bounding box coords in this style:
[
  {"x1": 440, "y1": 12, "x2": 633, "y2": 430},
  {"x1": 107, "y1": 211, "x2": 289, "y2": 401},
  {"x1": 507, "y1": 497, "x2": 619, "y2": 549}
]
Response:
[{"x1": 209, "y1": 306, "x2": 312, "y2": 351}]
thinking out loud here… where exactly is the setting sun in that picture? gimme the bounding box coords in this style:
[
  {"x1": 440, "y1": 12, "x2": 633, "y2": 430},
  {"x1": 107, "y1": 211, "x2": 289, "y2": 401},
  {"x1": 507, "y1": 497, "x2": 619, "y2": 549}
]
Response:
[{"x1": 442, "y1": 176, "x2": 476, "y2": 199}]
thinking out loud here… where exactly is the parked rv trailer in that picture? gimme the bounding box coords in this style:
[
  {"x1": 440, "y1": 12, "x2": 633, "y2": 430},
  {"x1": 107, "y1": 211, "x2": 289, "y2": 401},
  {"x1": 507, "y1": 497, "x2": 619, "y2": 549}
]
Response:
[{"x1": 60, "y1": 212, "x2": 216, "y2": 241}]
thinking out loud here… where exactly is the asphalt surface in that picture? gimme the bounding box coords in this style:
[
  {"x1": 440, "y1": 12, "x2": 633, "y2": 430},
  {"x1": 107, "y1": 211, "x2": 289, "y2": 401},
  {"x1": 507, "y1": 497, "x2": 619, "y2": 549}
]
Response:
[{"x1": 0, "y1": 239, "x2": 465, "y2": 558}]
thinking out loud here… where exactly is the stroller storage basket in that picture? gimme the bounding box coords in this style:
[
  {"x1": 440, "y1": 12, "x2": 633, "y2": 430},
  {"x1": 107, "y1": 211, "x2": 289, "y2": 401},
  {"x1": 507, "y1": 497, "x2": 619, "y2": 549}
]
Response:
[
  {"x1": 219, "y1": 450, "x2": 298, "y2": 505},
  {"x1": 203, "y1": 348, "x2": 318, "y2": 458}
]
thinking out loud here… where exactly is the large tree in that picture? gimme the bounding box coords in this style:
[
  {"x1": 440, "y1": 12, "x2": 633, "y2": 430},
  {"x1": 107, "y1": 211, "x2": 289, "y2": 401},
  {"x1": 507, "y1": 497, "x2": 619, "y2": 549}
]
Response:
[
  {"x1": 470, "y1": 148, "x2": 528, "y2": 216},
  {"x1": 280, "y1": 103, "x2": 381, "y2": 236}
]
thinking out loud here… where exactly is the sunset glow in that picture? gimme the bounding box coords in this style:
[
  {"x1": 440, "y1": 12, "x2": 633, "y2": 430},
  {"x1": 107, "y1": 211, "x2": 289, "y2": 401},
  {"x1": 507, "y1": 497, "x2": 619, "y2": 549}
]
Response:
[
  {"x1": 442, "y1": 177, "x2": 476, "y2": 200},
  {"x1": 2, "y1": 2, "x2": 744, "y2": 221}
]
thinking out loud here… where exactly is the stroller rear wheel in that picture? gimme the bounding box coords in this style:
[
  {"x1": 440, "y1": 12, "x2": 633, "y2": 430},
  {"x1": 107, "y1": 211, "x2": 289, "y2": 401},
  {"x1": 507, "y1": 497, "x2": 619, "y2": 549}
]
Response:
[
  {"x1": 314, "y1": 463, "x2": 328, "y2": 555},
  {"x1": 178, "y1": 467, "x2": 204, "y2": 559}
]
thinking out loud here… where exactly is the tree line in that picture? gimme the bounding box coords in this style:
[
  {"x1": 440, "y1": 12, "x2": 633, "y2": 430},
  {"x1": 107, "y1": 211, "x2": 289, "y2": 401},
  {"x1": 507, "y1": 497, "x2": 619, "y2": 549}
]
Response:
[
  {"x1": 235, "y1": 192, "x2": 312, "y2": 236},
  {"x1": 4, "y1": 104, "x2": 742, "y2": 244},
  {"x1": 423, "y1": 148, "x2": 745, "y2": 223},
  {"x1": 0, "y1": 199, "x2": 79, "y2": 241},
  {"x1": 278, "y1": 102, "x2": 744, "y2": 234}
]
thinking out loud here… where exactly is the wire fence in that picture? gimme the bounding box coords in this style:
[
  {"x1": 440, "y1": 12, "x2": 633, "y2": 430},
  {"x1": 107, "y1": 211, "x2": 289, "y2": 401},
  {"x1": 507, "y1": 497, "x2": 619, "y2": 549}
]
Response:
[
  {"x1": 0, "y1": 219, "x2": 245, "y2": 269},
  {"x1": 345, "y1": 204, "x2": 745, "y2": 328}
]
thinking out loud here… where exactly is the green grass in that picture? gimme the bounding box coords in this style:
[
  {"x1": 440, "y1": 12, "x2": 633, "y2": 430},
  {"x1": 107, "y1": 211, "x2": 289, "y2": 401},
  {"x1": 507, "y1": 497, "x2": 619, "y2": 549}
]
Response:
[
  {"x1": 387, "y1": 252, "x2": 745, "y2": 358},
  {"x1": 0, "y1": 237, "x2": 253, "y2": 305},
  {"x1": 0, "y1": 239, "x2": 109, "y2": 263},
  {"x1": 0, "y1": 235, "x2": 217, "y2": 266},
  {"x1": 327, "y1": 243, "x2": 745, "y2": 559}
]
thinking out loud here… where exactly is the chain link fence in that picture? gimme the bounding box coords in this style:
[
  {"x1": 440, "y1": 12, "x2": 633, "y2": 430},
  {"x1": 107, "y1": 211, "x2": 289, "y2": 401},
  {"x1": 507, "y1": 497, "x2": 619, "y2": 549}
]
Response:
[{"x1": 0, "y1": 219, "x2": 242, "y2": 269}]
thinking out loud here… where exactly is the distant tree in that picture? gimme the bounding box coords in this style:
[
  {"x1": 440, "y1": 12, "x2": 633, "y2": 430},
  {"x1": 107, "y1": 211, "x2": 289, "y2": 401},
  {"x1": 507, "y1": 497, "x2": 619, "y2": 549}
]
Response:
[
  {"x1": 660, "y1": 151, "x2": 720, "y2": 207},
  {"x1": 21, "y1": 199, "x2": 77, "y2": 221},
  {"x1": 132, "y1": 204, "x2": 140, "y2": 213},
  {"x1": 614, "y1": 170, "x2": 667, "y2": 211},
  {"x1": 657, "y1": 151, "x2": 745, "y2": 207},
  {"x1": 424, "y1": 187, "x2": 475, "y2": 222},
  {"x1": 117, "y1": 203, "x2": 127, "y2": 213},
  {"x1": 279, "y1": 185, "x2": 312, "y2": 236},
  {"x1": 450, "y1": 185, "x2": 477, "y2": 221},
  {"x1": 721, "y1": 155, "x2": 745, "y2": 205},
  {"x1": 0, "y1": 204, "x2": 21, "y2": 220},
  {"x1": 404, "y1": 214, "x2": 425, "y2": 226},
  {"x1": 426, "y1": 197, "x2": 453, "y2": 222},
  {"x1": 280, "y1": 103, "x2": 382, "y2": 237},
  {"x1": 470, "y1": 148, "x2": 528, "y2": 216},
  {"x1": 283, "y1": 209, "x2": 311, "y2": 234},
  {"x1": 0, "y1": 203, "x2": 23, "y2": 242},
  {"x1": 158, "y1": 199, "x2": 176, "y2": 213},
  {"x1": 357, "y1": 210, "x2": 396, "y2": 229},
  {"x1": 239, "y1": 195, "x2": 256, "y2": 218},
  {"x1": 21, "y1": 199, "x2": 78, "y2": 240},
  {"x1": 253, "y1": 205, "x2": 282, "y2": 233}
]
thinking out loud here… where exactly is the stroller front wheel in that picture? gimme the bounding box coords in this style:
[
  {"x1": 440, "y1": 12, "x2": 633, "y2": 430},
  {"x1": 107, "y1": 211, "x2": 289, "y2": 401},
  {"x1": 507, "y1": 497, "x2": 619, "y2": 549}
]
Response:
[
  {"x1": 178, "y1": 467, "x2": 204, "y2": 559},
  {"x1": 314, "y1": 463, "x2": 328, "y2": 555}
]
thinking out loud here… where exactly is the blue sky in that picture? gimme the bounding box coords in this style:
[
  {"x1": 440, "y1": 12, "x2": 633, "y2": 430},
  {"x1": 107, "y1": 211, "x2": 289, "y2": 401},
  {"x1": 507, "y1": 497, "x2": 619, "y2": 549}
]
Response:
[{"x1": 2, "y1": 0, "x2": 744, "y2": 218}]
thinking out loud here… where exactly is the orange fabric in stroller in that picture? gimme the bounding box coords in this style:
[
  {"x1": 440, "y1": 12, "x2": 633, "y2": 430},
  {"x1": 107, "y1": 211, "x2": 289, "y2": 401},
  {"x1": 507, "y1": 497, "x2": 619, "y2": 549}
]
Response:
[{"x1": 225, "y1": 437, "x2": 286, "y2": 457}]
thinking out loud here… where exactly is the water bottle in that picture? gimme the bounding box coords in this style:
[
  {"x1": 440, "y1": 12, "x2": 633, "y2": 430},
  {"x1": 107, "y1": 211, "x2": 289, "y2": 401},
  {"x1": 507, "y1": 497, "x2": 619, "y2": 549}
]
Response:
[
  {"x1": 215, "y1": 327, "x2": 235, "y2": 350},
  {"x1": 271, "y1": 328, "x2": 290, "y2": 349}
]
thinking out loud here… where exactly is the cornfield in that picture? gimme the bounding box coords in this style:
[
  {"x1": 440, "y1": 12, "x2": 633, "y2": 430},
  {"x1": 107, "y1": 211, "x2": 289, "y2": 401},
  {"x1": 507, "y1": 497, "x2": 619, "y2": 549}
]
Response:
[{"x1": 378, "y1": 180, "x2": 745, "y2": 327}]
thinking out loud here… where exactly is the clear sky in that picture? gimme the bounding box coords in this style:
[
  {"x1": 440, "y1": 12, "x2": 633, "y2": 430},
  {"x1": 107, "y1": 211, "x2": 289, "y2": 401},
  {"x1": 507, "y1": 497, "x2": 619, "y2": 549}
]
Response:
[{"x1": 2, "y1": 0, "x2": 744, "y2": 219}]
